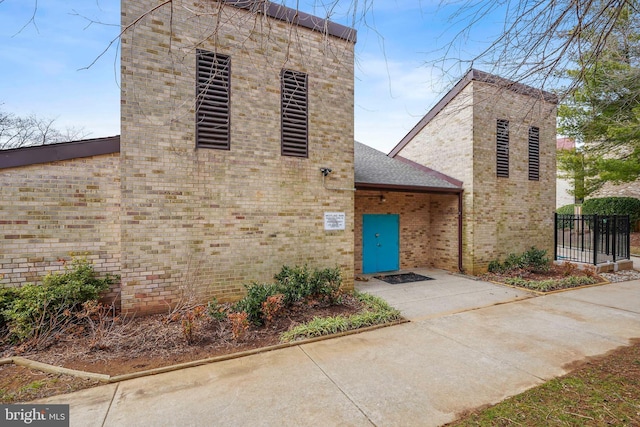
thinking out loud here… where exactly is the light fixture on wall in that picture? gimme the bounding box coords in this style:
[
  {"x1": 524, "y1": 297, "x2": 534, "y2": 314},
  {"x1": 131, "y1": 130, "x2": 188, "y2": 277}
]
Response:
[{"x1": 380, "y1": 194, "x2": 386, "y2": 203}]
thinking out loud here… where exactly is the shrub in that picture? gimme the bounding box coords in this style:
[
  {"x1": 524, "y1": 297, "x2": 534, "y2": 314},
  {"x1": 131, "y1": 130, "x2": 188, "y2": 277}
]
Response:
[
  {"x1": 180, "y1": 305, "x2": 207, "y2": 344},
  {"x1": 583, "y1": 197, "x2": 640, "y2": 230},
  {"x1": 207, "y1": 297, "x2": 227, "y2": 321},
  {"x1": 261, "y1": 294, "x2": 285, "y2": 324},
  {"x1": 228, "y1": 312, "x2": 249, "y2": 341},
  {"x1": 2, "y1": 258, "x2": 117, "y2": 343},
  {"x1": 556, "y1": 204, "x2": 577, "y2": 215},
  {"x1": 487, "y1": 247, "x2": 550, "y2": 274},
  {"x1": 274, "y1": 265, "x2": 342, "y2": 305},
  {"x1": 232, "y1": 282, "x2": 280, "y2": 325},
  {"x1": 234, "y1": 265, "x2": 343, "y2": 326},
  {"x1": 520, "y1": 247, "x2": 551, "y2": 272},
  {"x1": 0, "y1": 287, "x2": 18, "y2": 329}
]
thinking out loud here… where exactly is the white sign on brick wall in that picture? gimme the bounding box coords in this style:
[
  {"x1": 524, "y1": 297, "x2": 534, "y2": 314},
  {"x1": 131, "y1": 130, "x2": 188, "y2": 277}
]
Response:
[{"x1": 324, "y1": 212, "x2": 345, "y2": 231}]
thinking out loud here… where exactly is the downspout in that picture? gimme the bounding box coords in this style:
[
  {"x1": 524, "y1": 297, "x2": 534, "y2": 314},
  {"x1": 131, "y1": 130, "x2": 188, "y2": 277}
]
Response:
[{"x1": 458, "y1": 191, "x2": 464, "y2": 273}]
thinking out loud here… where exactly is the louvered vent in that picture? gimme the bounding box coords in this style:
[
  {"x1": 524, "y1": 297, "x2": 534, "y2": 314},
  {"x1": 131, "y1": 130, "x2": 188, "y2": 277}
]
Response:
[
  {"x1": 496, "y1": 119, "x2": 509, "y2": 178},
  {"x1": 528, "y1": 126, "x2": 540, "y2": 181},
  {"x1": 196, "y1": 50, "x2": 230, "y2": 150},
  {"x1": 281, "y1": 69, "x2": 308, "y2": 157}
]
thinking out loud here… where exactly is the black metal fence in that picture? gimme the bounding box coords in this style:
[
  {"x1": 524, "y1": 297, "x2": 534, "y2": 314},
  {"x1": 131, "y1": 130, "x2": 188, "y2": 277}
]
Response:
[{"x1": 555, "y1": 214, "x2": 631, "y2": 265}]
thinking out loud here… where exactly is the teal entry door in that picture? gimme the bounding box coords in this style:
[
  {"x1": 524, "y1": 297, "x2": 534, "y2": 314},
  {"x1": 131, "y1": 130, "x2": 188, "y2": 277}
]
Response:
[{"x1": 362, "y1": 214, "x2": 399, "y2": 274}]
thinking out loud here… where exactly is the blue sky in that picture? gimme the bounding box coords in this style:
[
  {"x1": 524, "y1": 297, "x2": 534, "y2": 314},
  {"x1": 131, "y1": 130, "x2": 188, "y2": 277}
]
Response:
[{"x1": 0, "y1": 1, "x2": 504, "y2": 153}]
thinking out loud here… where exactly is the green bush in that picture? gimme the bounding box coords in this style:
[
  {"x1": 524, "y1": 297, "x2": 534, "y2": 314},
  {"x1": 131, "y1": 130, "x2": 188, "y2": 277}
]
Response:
[
  {"x1": 583, "y1": 197, "x2": 640, "y2": 230},
  {"x1": 0, "y1": 287, "x2": 18, "y2": 329},
  {"x1": 274, "y1": 265, "x2": 341, "y2": 305},
  {"x1": 232, "y1": 283, "x2": 281, "y2": 325},
  {"x1": 487, "y1": 247, "x2": 551, "y2": 274},
  {"x1": 556, "y1": 204, "x2": 577, "y2": 215},
  {"x1": 2, "y1": 258, "x2": 117, "y2": 342},
  {"x1": 233, "y1": 265, "x2": 343, "y2": 326}
]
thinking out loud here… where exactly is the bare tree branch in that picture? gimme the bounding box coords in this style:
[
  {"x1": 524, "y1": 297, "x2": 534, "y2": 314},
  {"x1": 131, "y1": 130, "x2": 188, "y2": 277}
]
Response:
[{"x1": 0, "y1": 109, "x2": 90, "y2": 150}]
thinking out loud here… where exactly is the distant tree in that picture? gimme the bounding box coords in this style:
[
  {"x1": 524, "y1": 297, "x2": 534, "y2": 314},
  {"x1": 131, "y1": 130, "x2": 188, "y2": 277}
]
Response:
[
  {"x1": 0, "y1": 108, "x2": 89, "y2": 150},
  {"x1": 557, "y1": 148, "x2": 604, "y2": 202},
  {"x1": 558, "y1": 3, "x2": 640, "y2": 186}
]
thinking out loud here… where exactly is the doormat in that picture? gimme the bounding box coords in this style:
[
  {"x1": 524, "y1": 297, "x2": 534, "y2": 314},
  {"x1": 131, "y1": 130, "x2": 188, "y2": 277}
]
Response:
[{"x1": 373, "y1": 272, "x2": 434, "y2": 284}]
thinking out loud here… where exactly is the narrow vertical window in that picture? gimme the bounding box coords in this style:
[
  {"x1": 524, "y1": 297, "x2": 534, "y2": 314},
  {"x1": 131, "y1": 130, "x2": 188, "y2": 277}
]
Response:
[
  {"x1": 281, "y1": 69, "x2": 308, "y2": 157},
  {"x1": 496, "y1": 119, "x2": 509, "y2": 178},
  {"x1": 196, "y1": 50, "x2": 230, "y2": 150},
  {"x1": 528, "y1": 126, "x2": 540, "y2": 181}
]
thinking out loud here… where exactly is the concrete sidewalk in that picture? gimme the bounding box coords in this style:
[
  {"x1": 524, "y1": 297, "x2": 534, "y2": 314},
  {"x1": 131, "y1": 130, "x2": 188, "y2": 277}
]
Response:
[{"x1": 34, "y1": 277, "x2": 640, "y2": 427}]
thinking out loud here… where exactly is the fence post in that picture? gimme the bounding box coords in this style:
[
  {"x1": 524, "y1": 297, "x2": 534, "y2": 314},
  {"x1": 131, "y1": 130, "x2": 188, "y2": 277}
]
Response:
[
  {"x1": 593, "y1": 214, "x2": 599, "y2": 265},
  {"x1": 554, "y1": 213, "x2": 558, "y2": 261},
  {"x1": 612, "y1": 215, "x2": 617, "y2": 262},
  {"x1": 628, "y1": 215, "x2": 632, "y2": 259}
]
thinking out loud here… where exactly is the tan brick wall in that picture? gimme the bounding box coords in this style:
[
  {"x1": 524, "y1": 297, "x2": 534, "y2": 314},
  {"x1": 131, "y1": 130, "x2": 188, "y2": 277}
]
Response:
[
  {"x1": 471, "y1": 81, "x2": 556, "y2": 273},
  {"x1": 121, "y1": 1, "x2": 355, "y2": 313},
  {"x1": 398, "y1": 79, "x2": 556, "y2": 274},
  {"x1": 0, "y1": 154, "x2": 121, "y2": 299},
  {"x1": 354, "y1": 191, "x2": 458, "y2": 273}
]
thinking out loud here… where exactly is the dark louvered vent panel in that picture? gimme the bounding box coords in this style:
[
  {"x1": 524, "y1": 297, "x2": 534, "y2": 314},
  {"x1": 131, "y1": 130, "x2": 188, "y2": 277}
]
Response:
[
  {"x1": 496, "y1": 119, "x2": 509, "y2": 178},
  {"x1": 528, "y1": 126, "x2": 540, "y2": 181},
  {"x1": 196, "y1": 50, "x2": 230, "y2": 150},
  {"x1": 281, "y1": 69, "x2": 308, "y2": 157}
]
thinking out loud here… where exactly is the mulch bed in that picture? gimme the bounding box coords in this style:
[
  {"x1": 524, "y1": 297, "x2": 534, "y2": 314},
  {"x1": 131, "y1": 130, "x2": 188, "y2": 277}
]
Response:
[{"x1": 0, "y1": 295, "x2": 365, "y2": 403}]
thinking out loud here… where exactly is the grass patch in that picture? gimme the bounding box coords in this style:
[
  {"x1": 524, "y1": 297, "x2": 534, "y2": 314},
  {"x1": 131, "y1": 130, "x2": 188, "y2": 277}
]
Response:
[
  {"x1": 631, "y1": 245, "x2": 640, "y2": 256},
  {"x1": 448, "y1": 342, "x2": 640, "y2": 426},
  {"x1": 280, "y1": 291, "x2": 402, "y2": 343},
  {"x1": 504, "y1": 275, "x2": 599, "y2": 292}
]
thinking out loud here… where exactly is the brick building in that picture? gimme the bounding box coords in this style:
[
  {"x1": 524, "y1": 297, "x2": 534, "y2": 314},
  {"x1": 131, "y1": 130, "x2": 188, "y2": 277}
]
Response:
[
  {"x1": 1, "y1": 0, "x2": 356, "y2": 314},
  {"x1": 0, "y1": 2, "x2": 557, "y2": 311},
  {"x1": 389, "y1": 70, "x2": 558, "y2": 274}
]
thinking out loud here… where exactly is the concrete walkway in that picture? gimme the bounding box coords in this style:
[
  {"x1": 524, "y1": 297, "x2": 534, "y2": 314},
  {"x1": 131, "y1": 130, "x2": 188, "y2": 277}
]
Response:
[{"x1": 33, "y1": 273, "x2": 640, "y2": 427}]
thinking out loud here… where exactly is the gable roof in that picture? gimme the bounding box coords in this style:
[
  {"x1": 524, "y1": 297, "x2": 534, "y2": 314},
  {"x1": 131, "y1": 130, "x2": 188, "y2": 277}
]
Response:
[
  {"x1": 355, "y1": 141, "x2": 462, "y2": 193},
  {"x1": 389, "y1": 69, "x2": 558, "y2": 157}
]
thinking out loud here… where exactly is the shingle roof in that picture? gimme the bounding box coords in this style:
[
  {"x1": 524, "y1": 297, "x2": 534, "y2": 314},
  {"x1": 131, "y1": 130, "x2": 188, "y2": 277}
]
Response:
[{"x1": 354, "y1": 141, "x2": 462, "y2": 192}]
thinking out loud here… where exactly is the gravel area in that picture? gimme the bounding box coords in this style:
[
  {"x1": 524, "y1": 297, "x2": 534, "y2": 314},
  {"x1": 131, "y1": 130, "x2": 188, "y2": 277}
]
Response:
[{"x1": 600, "y1": 269, "x2": 640, "y2": 282}]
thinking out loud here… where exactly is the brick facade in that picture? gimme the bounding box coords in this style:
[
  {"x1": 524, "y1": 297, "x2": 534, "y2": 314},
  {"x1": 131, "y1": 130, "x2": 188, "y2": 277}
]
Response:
[
  {"x1": 119, "y1": 0, "x2": 356, "y2": 313},
  {"x1": 0, "y1": 153, "x2": 121, "y2": 301},
  {"x1": 393, "y1": 73, "x2": 557, "y2": 274}
]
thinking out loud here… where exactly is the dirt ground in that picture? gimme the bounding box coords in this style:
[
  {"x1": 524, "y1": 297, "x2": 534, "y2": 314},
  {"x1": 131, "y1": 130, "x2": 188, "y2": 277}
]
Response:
[{"x1": 0, "y1": 296, "x2": 363, "y2": 403}]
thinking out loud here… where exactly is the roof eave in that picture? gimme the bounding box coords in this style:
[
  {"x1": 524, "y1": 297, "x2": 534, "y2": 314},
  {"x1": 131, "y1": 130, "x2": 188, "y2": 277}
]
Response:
[
  {"x1": 355, "y1": 182, "x2": 463, "y2": 194},
  {"x1": 0, "y1": 136, "x2": 120, "y2": 169},
  {"x1": 224, "y1": 0, "x2": 356, "y2": 43}
]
